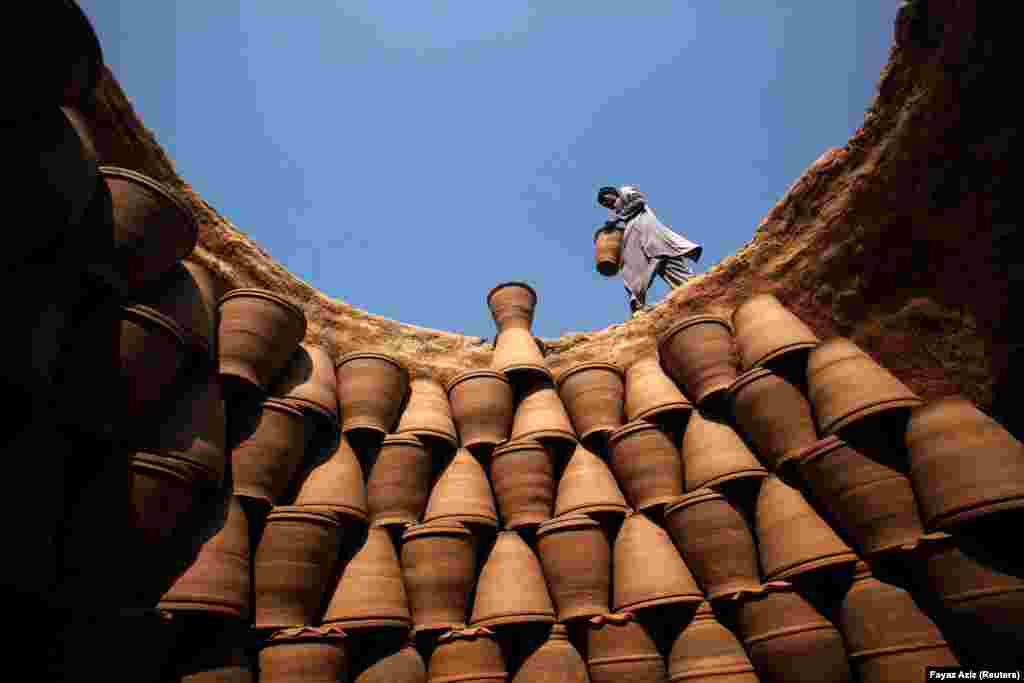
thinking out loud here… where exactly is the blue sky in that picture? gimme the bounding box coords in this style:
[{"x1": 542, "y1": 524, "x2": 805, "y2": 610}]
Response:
[{"x1": 84, "y1": 2, "x2": 897, "y2": 339}]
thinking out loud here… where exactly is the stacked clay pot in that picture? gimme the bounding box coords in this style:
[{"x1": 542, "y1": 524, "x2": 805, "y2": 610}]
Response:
[
  {"x1": 429, "y1": 627, "x2": 508, "y2": 683},
  {"x1": 323, "y1": 526, "x2": 411, "y2": 632},
  {"x1": 624, "y1": 353, "x2": 694, "y2": 423},
  {"x1": 470, "y1": 530, "x2": 556, "y2": 628},
  {"x1": 586, "y1": 612, "x2": 666, "y2": 683},
  {"x1": 447, "y1": 368, "x2": 515, "y2": 454},
  {"x1": 402, "y1": 520, "x2": 477, "y2": 634},
  {"x1": 396, "y1": 374, "x2": 458, "y2": 448},
  {"x1": 488, "y1": 281, "x2": 547, "y2": 381},
  {"x1": 613, "y1": 511, "x2": 703, "y2": 613},
  {"x1": 232, "y1": 398, "x2": 312, "y2": 506},
  {"x1": 607, "y1": 420, "x2": 683, "y2": 512},
  {"x1": 731, "y1": 293, "x2": 820, "y2": 372},
  {"x1": 509, "y1": 367, "x2": 578, "y2": 453},
  {"x1": 218, "y1": 288, "x2": 306, "y2": 394},
  {"x1": 556, "y1": 361, "x2": 626, "y2": 447},
  {"x1": 658, "y1": 314, "x2": 738, "y2": 408},
  {"x1": 367, "y1": 434, "x2": 434, "y2": 527},
  {"x1": 271, "y1": 342, "x2": 340, "y2": 448},
  {"x1": 668, "y1": 602, "x2": 758, "y2": 683},
  {"x1": 536, "y1": 514, "x2": 611, "y2": 621},
  {"x1": 512, "y1": 624, "x2": 589, "y2": 683},
  {"x1": 257, "y1": 625, "x2": 349, "y2": 683},
  {"x1": 489, "y1": 438, "x2": 556, "y2": 529},
  {"x1": 336, "y1": 351, "x2": 410, "y2": 437}
]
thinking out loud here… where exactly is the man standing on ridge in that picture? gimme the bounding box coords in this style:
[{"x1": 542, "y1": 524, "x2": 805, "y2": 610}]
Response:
[{"x1": 597, "y1": 185, "x2": 702, "y2": 318}]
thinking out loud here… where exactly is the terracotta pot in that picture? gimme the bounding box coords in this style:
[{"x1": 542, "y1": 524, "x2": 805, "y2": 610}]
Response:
[
  {"x1": 755, "y1": 475, "x2": 857, "y2": 581},
  {"x1": 447, "y1": 369, "x2": 515, "y2": 453},
  {"x1": 737, "y1": 582, "x2": 851, "y2": 683},
  {"x1": 231, "y1": 398, "x2": 311, "y2": 506},
  {"x1": 367, "y1": 434, "x2": 433, "y2": 527},
  {"x1": 253, "y1": 506, "x2": 345, "y2": 629},
  {"x1": 429, "y1": 627, "x2": 508, "y2": 683},
  {"x1": 129, "y1": 451, "x2": 203, "y2": 545},
  {"x1": 292, "y1": 433, "x2": 370, "y2": 525},
  {"x1": 624, "y1": 354, "x2": 693, "y2": 423},
  {"x1": 607, "y1": 421, "x2": 683, "y2": 513},
  {"x1": 554, "y1": 444, "x2": 630, "y2": 520},
  {"x1": 492, "y1": 326, "x2": 549, "y2": 379},
  {"x1": 402, "y1": 521, "x2": 477, "y2": 634},
  {"x1": 680, "y1": 410, "x2": 767, "y2": 492},
  {"x1": 423, "y1": 448, "x2": 499, "y2": 529},
  {"x1": 556, "y1": 361, "x2": 626, "y2": 446},
  {"x1": 664, "y1": 490, "x2": 761, "y2": 601},
  {"x1": 356, "y1": 643, "x2": 427, "y2": 683},
  {"x1": 536, "y1": 514, "x2": 611, "y2": 621},
  {"x1": 728, "y1": 367, "x2": 818, "y2": 472},
  {"x1": 797, "y1": 435, "x2": 924, "y2": 557},
  {"x1": 159, "y1": 496, "x2": 252, "y2": 618},
  {"x1": 130, "y1": 262, "x2": 216, "y2": 365},
  {"x1": 218, "y1": 288, "x2": 307, "y2": 392},
  {"x1": 121, "y1": 304, "x2": 192, "y2": 423},
  {"x1": 594, "y1": 225, "x2": 625, "y2": 276},
  {"x1": 489, "y1": 439, "x2": 556, "y2": 529},
  {"x1": 470, "y1": 530, "x2": 556, "y2": 628},
  {"x1": 183, "y1": 260, "x2": 225, "y2": 354},
  {"x1": 838, "y1": 562, "x2": 959, "y2": 683},
  {"x1": 657, "y1": 315, "x2": 738, "y2": 407},
  {"x1": 613, "y1": 511, "x2": 703, "y2": 612},
  {"x1": 336, "y1": 351, "x2": 411, "y2": 436},
  {"x1": 806, "y1": 337, "x2": 922, "y2": 436},
  {"x1": 396, "y1": 375, "x2": 458, "y2": 448},
  {"x1": 905, "y1": 396, "x2": 1024, "y2": 530},
  {"x1": 586, "y1": 612, "x2": 666, "y2": 683},
  {"x1": 512, "y1": 624, "x2": 588, "y2": 683},
  {"x1": 323, "y1": 526, "x2": 411, "y2": 631},
  {"x1": 272, "y1": 343, "x2": 340, "y2": 428},
  {"x1": 179, "y1": 647, "x2": 254, "y2": 683},
  {"x1": 99, "y1": 166, "x2": 199, "y2": 289},
  {"x1": 731, "y1": 293, "x2": 820, "y2": 371},
  {"x1": 257, "y1": 625, "x2": 349, "y2": 683},
  {"x1": 510, "y1": 369, "x2": 578, "y2": 452},
  {"x1": 667, "y1": 602, "x2": 757, "y2": 683},
  {"x1": 487, "y1": 281, "x2": 538, "y2": 331}
]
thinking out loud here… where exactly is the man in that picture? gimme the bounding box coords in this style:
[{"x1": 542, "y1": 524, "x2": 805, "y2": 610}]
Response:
[{"x1": 597, "y1": 185, "x2": 702, "y2": 317}]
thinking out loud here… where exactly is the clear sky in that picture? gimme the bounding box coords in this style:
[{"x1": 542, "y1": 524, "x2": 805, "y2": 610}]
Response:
[{"x1": 84, "y1": 2, "x2": 897, "y2": 340}]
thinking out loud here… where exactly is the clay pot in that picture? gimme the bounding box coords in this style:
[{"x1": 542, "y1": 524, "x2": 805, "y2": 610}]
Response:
[
  {"x1": 336, "y1": 352, "x2": 411, "y2": 436},
  {"x1": 607, "y1": 421, "x2": 683, "y2": 513},
  {"x1": 470, "y1": 530, "x2": 556, "y2": 628},
  {"x1": 253, "y1": 506, "x2": 344, "y2": 629},
  {"x1": 806, "y1": 337, "x2": 922, "y2": 436},
  {"x1": 680, "y1": 410, "x2": 767, "y2": 492},
  {"x1": 667, "y1": 602, "x2": 757, "y2": 683},
  {"x1": 182, "y1": 260, "x2": 225, "y2": 353},
  {"x1": 159, "y1": 496, "x2": 252, "y2": 618},
  {"x1": 493, "y1": 326, "x2": 549, "y2": 379},
  {"x1": 736, "y1": 582, "x2": 851, "y2": 683},
  {"x1": 272, "y1": 343, "x2": 340, "y2": 429},
  {"x1": 323, "y1": 526, "x2": 411, "y2": 631},
  {"x1": 130, "y1": 262, "x2": 217, "y2": 365},
  {"x1": 663, "y1": 490, "x2": 761, "y2": 601},
  {"x1": 755, "y1": 475, "x2": 857, "y2": 581},
  {"x1": 556, "y1": 361, "x2": 626, "y2": 446},
  {"x1": 121, "y1": 304, "x2": 193, "y2": 423},
  {"x1": 554, "y1": 444, "x2": 630, "y2": 519},
  {"x1": 257, "y1": 625, "x2": 349, "y2": 683},
  {"x1": 423, "y1": 448, "x2": 499, "y2": 530},
  {"x1": 613, "y1": 512, "x2": 703, "y2": 613},
  {"x1": 100, "y1": 166, "x2": 199, "y2": 289},
  {"x1": 401, "y1": 521, "x2": 477, "y2": 634},
  {"x1": 732, "y1": 293, "x2": 820, "y2": 371},
  {"x1": 292, "y1": 433, "x2": 370, "y2": 525},
  {"x1": 218, "y1": 288, "x2": 307, "y2": 392},
  {"x1": 487, "y1": 281, "x2": 538, "y2": 330},
  {"x1": 231, "y1": 399, "x2": 311, "y2": 506},
  {"x1": 447, "y1": 369, "x2": 515, "y2": 453},
  {"x1": 513, "y1": 624, "x2": 589, "y2": 683},
  {"x1": 728, "y1": 367, "x2": 818, "y2": 472},
  {"x1": 797, "y1": 435, "x2": 924, "y2": 557},
  {"x1": 429, "y1": 627, "x2": 508, "y2": 683},
  {"x1": 586, "y1": 612, "x2": 666, "y2": 683},
  {"x1": 624, "y1": 354, "x2": 694, "y2": 423},
  {"x1": 356, "y1": 643, "x2": 427, "y2": 683},
  {"x1": 396, "y1": 375, "x2": 458, "y2": 448},
  {"x1": 838, "y1": 562, "x2": 959, "y2": 683},
  {"x1": 489, "y1": 439, "x2": 556, "y2": 529},
  {"x1": 536, "y1": 514, "x2": 611, "y2": 621},
  {"x1": 367, "y1": 434, "x2": 433, "y2": 527},
  {"x1": 129, "y1": 451, "x2": 203, "y2": 544},
  {"x1": 594, "y1": 225, "x2": 624, "y2": 276},
  {"x1": 510, "y1": 369, "x2": 578, "y2": 452},
  {"x1": 657, "y1": 315, "x2": 738, "y2": 407},
  {"x1": 905, "y1": 396, "x2": 1024, "y2": 530},
  {"x1": 179, "y1": 647, "x2": 254, "y2": 683}
]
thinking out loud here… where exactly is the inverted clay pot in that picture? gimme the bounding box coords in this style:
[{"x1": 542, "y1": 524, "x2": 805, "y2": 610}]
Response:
[
  {"x1": 493, "y1": 327, "x2": 549, "y2": 380},
  {"x1": 755, "y1": 475, "x2": 857, "y2": 581},
  {"x1": 806, "y1": 337, "x2": 922, "y2": 437},
  {"x1": 586, "y1": 611, "x2": 666, "y2": 683},
  {"x1": 182, "y1": 260, "x2": 225, "y2": 352},
  {"x1": 905, "y1": 396, "x2": 1024, "y2": 530},
  {"x1": 613, "y1": 511, "x2": 703, "y2": 613},
  {"x1": 293, "y1": 433, "x2": 370, "y2": 525},
  {"x1": 231, "y1": 398, "x2": 311, "y2": 506},
  {"x1": 129, "y1": 451, "x2": 204, "y2": 545},
  {"x1": 257, "y1": 625, "x2": 349, "y2": 683},
  {"x1": 402, "y1": 521, "x2": 477, "y2": 634},
  {"x1": 120, "y1": 304, "x2": 192, "y2": 423},
  {"x1": 254, "y1": 506, "x2": 345, "y2": 630},
  {"x1": 536, "y1": 514, "x2": 611, "y2": 621},
  {"x1": 323, "y1": 526, "x2": 411, "y2": 631},
  {"x1": 336, "y1": 351, "x2": 411, "y2": 436},
  {"x1": 489, "y1": 438, "x2": 556, "y2": 529},
  {"x1": 447, "y1": 369, "x2": 515, "y2": 453},
  {"x1": 217, "y1": 288, "x2": 307, "y2": 392},
  {"x1": 130, "y1": 261, "x2": 216, "y2": 365},
  {"x1": 732, "y1": 293, "x2": 821, "y2": 371},
  {"x1": 423, "y1": 448, "x2": 499, "y2": 530},
  {"x1": 487, "y1": 281, "x2": 538, "y2": 331},
  {"x1": 594, "y1": 225, "x2": 624, "y2": 277},
  {"x1": 554, "y1": 444, "x2": 630, "y2": 520},
  {"x1": 728, "y1": 367, "x2": 818, "y2": 473},
  {"x1": 657, "y1": 315, "x2": 738, "y2": 407},
  {"x1": 797, "y1": 435, "x2": 924, "y2": 558},
  {"x1": 680, "y1": 410, "x2": 767, "y2": 492},
  {"x1": 668, "y1": 602, "x2": 758, "y2": 683},
  {"x1": 607, "y1": 420, "x2": 683, "y2": 513},
  {"x1": 556, "y1": 361, "x2": 626, "y2": 446},
  {"x1": 356, "y1": 642, "x2": 427, "y2": 683},
  {"x1": 396, "y1": 375, "x2": 458, "y2": 448},
  {"x1": 272, "y1": 343, "x2": 340, "y2": 429},
  {"x1": 664, "y1": 490, "x2": 762, "y2": 601},
  {"x1": 509, "y1": 369, "x2": 578, "y2": 452},
  {"x1": 367, "y1": 434, "x2": 433, "y2": 527},
  {"x1": 471, "y1": 530, "x2": 555, "y2": 628},
  {"x1": 512, "y1": 624, "x2": 588, "y2": 683},
  {"x1": 624, "y1": 354, "x2": 694, "y2": 423},
  {"x1": 429, "y1": 627, "x2": 508, "y2": 683}
]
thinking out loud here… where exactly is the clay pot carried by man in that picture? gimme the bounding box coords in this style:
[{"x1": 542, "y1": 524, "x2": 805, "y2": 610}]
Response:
[{"x1": 594, "y1": 225, "x2": 624, "y2": 276}]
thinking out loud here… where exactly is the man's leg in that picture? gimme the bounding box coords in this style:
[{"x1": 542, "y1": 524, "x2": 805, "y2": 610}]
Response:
[{"x1": 658, "y1": 255, "x2": 696, "y2": 289}]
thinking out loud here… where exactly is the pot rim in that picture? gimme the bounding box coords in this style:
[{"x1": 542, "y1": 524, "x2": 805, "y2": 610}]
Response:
[
  {"x1": 745, "y1": 341, "x2": 820, "y2": 371},
  {"x1": 726, "y1": 366, "x2": 779, "y2": 402},
  {"x1": 593, "y1": 225, "x2": 625, "y2": 242},
  {"x1": 395, "y1": 426, "x2": 458, "y2": 448},
  {"x1": 792, "y1": 435, "x2": 846, "y2": 466},
  {"x1": 511, "y1": 428, "x2": 578, "y2": 448},
  {"x1": 688, "y1": 468, "x2": 768, "y2": 491},
  {"x1": 537, "y1": 513, "x2": 600, "y2": 536},
  {"x1": 122, "y1": 303, "x2": 189, "y2": 348},
  {"x1": 492, "y1": 438, "x2": 549, "y2": 459},
  {"x1": 382, "y1": 433, "x2": 429, "y2": 449},
  {"x1": 131, "y1": 450, "x2": 211, "y2": 486},
  {"x1": 334, "y1": 351, "x2": 409, "y2": 376},
  {"x1": 411, "y1": 621, "x2": 468, "y2": 635},
  {"x1": 664, "y1": 489, "x2": 725, "y2": 515},
  {"x1": 486, "y1": 281, "x2": 538, "y2": 309},
  {"x1": 608, "y1": 419, "x2": 663, "y2": 446},
  {"x1": 402, "y1": 521, "x2": 473, "y2": 541},
  {"x1": 445, "y1": 368, "x2": 512, "y2": 394},
  {"x1": 631, "y1": 401, "x2": 694, "y2": 422},
  {"x1": 98, "y1": 165, "x2": 198, "y2": 236},
  {"x1": 216, "y1": 287, "x2": 307, "y2": 328},
  {"x1": 423, "y1": 512, "x2": 499, "y2": 528},
  {"x1": 820, "y1": 396, "x2": 923, "y2": 436},
  {"x1": 261, "y1": 625, "x2": 348, "y2": 645},
  {"x1": 765, "y1": 552, "x2": 858, "y2": 582},
  {"x1": 657, "y1": 315, "x2": 733, "y2": 349},
  {"x1": 318, "y1": 617, "x2": 411, "y2": 632},
  {"x1": 614, "y1": 593, "x2": 704, "y2": 613},
  {"x1": 555, "y1": 361, "x2": 624, "y2": 389},
  {"x1": 291, "y1": 503, "x2": 369, "y2": 524},
  {"x1": 260, "y1": 397, "x2": 309, "y2": 419},
  {"x1": 264, "y1": 506, "x2": 343, "y2": 527},
  {"x1": 501, "y1": 363, "x2": 552, "y2": 380},
  {"x1": 553, "y1": 502, "x2": 629, "y2": 518},
  {"x1": 470, "y1": 612, "x2": 557, "y2": 628}
]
